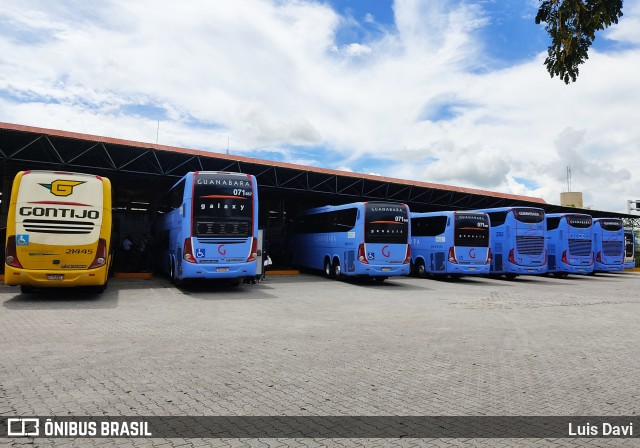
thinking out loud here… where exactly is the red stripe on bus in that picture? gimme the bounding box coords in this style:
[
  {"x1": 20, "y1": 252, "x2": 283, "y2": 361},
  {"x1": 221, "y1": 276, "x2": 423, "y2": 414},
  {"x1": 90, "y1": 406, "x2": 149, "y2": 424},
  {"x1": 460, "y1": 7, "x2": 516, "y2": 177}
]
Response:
[
  {"x1": 369, "y1": 220, "x2": 404, "y2": 225},
  {"x1": 198, "y1": 195, "x2": 247, "y2": 199},
  {"x1": 28, "y1": 201, "x2": 92, "y2": 206}
]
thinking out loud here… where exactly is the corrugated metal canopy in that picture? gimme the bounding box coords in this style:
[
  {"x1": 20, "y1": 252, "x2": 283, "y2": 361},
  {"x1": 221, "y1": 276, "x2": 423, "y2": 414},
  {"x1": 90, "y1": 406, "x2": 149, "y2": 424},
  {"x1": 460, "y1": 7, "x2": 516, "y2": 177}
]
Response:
[{"x1": 0, "y1": 121, "x2": 636, "y2": 220}]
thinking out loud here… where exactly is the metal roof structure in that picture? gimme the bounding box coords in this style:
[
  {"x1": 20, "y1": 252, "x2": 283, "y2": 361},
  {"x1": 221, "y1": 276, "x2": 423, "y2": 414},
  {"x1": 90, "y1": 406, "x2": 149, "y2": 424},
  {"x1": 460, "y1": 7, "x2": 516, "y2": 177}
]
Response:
[{"x1": 0, "y1": 121, "x2": 636, "y2": 221}]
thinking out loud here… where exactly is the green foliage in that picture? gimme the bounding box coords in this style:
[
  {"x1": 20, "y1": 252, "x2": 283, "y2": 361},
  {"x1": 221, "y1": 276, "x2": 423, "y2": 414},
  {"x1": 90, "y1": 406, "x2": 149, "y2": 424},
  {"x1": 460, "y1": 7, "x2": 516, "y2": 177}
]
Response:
[{"x1": 535, "y1": 0, "x2": 624, "y2": 83}]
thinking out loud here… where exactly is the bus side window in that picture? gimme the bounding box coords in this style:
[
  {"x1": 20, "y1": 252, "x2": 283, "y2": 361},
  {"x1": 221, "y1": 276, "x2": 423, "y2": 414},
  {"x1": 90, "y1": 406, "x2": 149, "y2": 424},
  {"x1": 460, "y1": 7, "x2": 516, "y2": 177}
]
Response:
[
  {"x1": 547, "y1": 217, "x2": 561, "y2": 231},
  {"x1": 487, "y1": 212, "x2": 507, "y2": 227}
]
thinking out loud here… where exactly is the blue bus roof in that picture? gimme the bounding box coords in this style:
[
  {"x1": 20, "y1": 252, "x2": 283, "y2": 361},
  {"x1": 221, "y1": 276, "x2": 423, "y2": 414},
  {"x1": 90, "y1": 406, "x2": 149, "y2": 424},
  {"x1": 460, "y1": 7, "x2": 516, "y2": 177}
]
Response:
[
  {"x1": 473, "y1": 206, "x2": 544, "y2": 212},
  {"x1": 410, "y1": 210, "x2": 488, "y2": 218}
]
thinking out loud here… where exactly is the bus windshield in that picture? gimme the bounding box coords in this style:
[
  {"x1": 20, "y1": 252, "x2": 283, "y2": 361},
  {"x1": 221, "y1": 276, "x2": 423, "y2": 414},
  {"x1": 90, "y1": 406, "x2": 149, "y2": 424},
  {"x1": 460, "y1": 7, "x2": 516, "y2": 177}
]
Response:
[
  {"x1": 192, "y1": 173, "x2": 253, "y2": 237},
  {"x1": 566, "y1": 215, "x2": 591, "y2": 229},
  {"x1": 365, "y1": 203, "x2": 408, "y2": 244},
  {"x1": 600, "y1": 219, "x2": 622, "y2": 232},
  {"x1": 513, "y1": 208, "x2": 544, "y2": 224},
  {"x1": 454, "y1": 213, "x2": 489, "y2": 247}
]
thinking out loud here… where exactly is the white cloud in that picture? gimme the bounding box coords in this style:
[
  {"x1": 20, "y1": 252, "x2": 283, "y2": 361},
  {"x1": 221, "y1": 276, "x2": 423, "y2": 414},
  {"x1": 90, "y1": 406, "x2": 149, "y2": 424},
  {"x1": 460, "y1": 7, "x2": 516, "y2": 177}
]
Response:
[{"x1": 0, "y1": 0, "x2": 639, "y2": 213}]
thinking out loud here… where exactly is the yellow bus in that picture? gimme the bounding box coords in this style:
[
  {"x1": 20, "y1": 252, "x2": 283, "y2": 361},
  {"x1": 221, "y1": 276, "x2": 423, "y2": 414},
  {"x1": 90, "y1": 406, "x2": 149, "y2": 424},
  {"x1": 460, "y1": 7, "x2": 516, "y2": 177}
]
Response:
[{"x1": 4, "y1": 170, "x2": 113, "y2": 293}]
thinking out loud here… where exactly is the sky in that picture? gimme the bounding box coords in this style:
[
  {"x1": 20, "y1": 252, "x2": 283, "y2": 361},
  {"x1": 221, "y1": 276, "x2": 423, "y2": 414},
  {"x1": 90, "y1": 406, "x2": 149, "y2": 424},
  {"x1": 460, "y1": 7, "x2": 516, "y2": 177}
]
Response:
[{"x1": 0, "y1": 0, "x2": 639, "y2": 213}]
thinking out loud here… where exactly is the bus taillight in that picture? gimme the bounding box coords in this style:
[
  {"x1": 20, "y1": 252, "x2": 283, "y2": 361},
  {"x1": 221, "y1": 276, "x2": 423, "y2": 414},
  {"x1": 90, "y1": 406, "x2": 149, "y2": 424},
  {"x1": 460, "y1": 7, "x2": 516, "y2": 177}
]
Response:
[
  {"x1": 5, "y1": 235, "x2": 23, "y2": 268},
  {"x1": 183, "y1": 238, "x2": 197, "y2": 263},
  {"x1": 485, "y1": 248, "x2": 491, "y2": 265},
  {"x1": 448, "y1": 246, "x2": 457, "y2": 264},
  {"x1": 403, "y1": 244, "x2": 411, "y2": 264},
  {"x1": 508, "y1": 248, "x2": 519, "y2": 265},
  {"x1": 246, "y1": 237, "x2": 258, "y2": 262},
  {"x1": 596, "y1": 251, "x2": 603, "y2": 263},
  {"x1": 561, "y1": 250, "x2": 568, "y2": 265},
  {"x1": 358, "y1": 243, "x2": 368, "y2": 264},
  {"x1": 89, "y1": 238, "x2": 107, "y2": 269}
]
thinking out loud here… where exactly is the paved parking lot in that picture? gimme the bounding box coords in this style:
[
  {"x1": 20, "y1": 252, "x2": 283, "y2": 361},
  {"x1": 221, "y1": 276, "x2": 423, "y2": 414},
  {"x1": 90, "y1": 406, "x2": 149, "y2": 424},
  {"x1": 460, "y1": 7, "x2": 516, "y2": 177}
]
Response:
[{"x1": 1, "y1": 271, "x2": 640, "y2": 447}]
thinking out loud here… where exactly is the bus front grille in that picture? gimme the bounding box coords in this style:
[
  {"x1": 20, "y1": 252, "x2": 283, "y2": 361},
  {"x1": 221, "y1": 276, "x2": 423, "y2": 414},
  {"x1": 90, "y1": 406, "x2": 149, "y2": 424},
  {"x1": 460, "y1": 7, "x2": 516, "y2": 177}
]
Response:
[
  {"x1": 516, "y1": 236, "x2": 544, "y2": 255},
  {"x1": 195, "y1": 221, "x2": 249, "y2": 237},
  {"x1": 22, "y1": 219, "x2": 94, "y2": 234},
  {"x1": 568, "y1": 239, "x2": 592, "y2": 257},
  {"x1": 603, "y1": 241, "x2": 623, "y2": 257}
]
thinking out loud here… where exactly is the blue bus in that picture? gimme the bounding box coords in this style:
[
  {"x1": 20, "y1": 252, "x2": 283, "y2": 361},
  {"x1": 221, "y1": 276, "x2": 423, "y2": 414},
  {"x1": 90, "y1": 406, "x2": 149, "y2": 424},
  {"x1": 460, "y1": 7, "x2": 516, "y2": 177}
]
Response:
[
  {"x1": 289, "y1": 202, "x2": 411, "y2": 281},
  {"x1": 545, "y1": 213, "x2": 594, "y2": 276},
  {"x1": 156, "y1": 171, "x2": 259, "y2": 285},
  {"x1": 592, "y1": 218, "x2": 624, "y2": 272},
  {"x1": 474, "y1": 207, "x2": 547, "y2": 279},
  {"x1": 624, "y1": 229, "x2": 636, "y2": 269},
  {"x1": 409, "y1": 211, "x2": 491, "y2": 278}
]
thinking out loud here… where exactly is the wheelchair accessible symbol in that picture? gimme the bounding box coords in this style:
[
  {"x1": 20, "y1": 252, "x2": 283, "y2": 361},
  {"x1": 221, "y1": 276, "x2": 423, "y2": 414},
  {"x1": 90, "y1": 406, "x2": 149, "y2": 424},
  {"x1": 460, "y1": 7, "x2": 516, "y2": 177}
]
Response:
[
  {"x1": 17, "y1": 234, "x2": 29, "y2": 245},
  {"x1": 195, "y1": 248, "x2": 206, "y2": 258}
]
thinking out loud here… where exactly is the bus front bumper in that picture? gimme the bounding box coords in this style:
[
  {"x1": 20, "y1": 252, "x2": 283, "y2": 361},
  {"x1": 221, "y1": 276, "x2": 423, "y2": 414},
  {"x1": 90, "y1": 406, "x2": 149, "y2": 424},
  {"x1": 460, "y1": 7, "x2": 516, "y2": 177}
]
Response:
[
  {"x1": 594, "y1": 262, "x2": 624, "y2": 272},
  {"x1": 180, "y1": 261, "x2": 257, "y2": 279},
  {"x1": 353, "y1": 262, "x2": 410, "y2": 277},
  {"x1": 503, "y1": 262, "x2": 547, "y2": 275},
  {"x1": 4, "y1": 265, "x2": 108, "y2": 287},
  {"x1": 445, "y1": 263, "x2": 491, "y2": 275},
  {"x1": 550, "y1": 261, "x2": 594, "y2": 274}
]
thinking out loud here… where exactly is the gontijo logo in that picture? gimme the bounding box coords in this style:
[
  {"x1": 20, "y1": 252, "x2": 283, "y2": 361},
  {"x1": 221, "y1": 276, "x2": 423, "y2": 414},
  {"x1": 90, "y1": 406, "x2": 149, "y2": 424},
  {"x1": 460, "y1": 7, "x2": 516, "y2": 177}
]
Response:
[{"x1": 39, "y1": 180, "x2": 85, "y2": 197}]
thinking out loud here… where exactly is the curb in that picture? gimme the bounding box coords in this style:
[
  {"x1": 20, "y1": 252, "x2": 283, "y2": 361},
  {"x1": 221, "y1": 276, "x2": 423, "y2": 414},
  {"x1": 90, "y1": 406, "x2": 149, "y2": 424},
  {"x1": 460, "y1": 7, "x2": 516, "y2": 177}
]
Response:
[{"x1": 265, "y1": 270, "x2": 300, "y2": 275}]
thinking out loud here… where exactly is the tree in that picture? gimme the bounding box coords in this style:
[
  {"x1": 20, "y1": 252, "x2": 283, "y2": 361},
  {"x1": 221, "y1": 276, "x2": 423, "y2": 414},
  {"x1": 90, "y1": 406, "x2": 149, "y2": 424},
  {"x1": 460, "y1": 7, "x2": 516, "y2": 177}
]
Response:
[{"x1": 535, "y1": 0, "x2": 624, "y2": 83}]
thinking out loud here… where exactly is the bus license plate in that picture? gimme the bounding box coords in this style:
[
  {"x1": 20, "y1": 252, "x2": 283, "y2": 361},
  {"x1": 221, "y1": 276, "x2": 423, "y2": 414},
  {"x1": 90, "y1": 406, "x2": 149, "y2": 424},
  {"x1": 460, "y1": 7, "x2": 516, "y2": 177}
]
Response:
[
  {"x1": 381, "y1": 267, "x2": 391, "y2": 272},
  {"x1": 47, "y1": 274, "x2": 63, "y2": 280},
  {"x1": 216, "y1": 267, "x2": 229, "y2": 272}
]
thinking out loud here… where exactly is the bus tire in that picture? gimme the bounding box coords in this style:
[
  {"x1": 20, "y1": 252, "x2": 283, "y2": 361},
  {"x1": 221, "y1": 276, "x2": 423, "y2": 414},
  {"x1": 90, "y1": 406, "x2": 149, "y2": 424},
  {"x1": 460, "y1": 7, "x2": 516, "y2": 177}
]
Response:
[
  {"x1": 414, "y1": 259, "x2": 426, "y2": 278},
  {"x1": 332, "y1": 258, "x2": 341, "y2": 279},
  {"x1": 93, "y1": 282, "x2": 107, "y2": 294},
  {"x1": 324, "y1": 258, "x2": 333, "y2": 279},
  {"x1": 20, "y1": 285, "x2": 34, "y2": 294},
  {"x1": 170, "y1": 260, "x2": 176, "y2": 284}
]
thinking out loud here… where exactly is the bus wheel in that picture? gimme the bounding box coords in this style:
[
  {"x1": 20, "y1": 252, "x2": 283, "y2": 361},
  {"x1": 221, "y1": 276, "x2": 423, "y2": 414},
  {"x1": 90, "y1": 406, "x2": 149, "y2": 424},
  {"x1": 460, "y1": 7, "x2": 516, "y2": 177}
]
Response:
[
  {"x1": 93, "y1": 282, "x2": 107, "y2": 294},
  {"x1": 170, "y1": 261, "x2": 176, "y2": 284},
  {"x1": 324, "y1": 258, "x2": 333, "y2": 279},
  {"x1": 505, "y1": 274, "x2": 517, "y2": 280},
  {"x1": 20, "y1": 285, "x2": 34, "y2": 294},
  {"x1": 414, "y1": 260, "x2": 426, "y2": 278},
  {"x1": 333, "y1": 259, "x2": 342, "y2": 279}
]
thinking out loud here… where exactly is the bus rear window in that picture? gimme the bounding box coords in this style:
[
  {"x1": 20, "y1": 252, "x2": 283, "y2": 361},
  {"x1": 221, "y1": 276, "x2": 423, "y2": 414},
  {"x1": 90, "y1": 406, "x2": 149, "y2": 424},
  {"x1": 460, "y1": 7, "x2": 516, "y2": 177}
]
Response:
[
  {"x1": 193, "y1": 173, "x2": 253, "y2": 237},
  {"x1": 599, "y1": 219, "x2": 622, "y2": 231},
  {"x1": 454, "y1": 213, "x2": 489, "y2": 247},
  {"x1": 566, "y1": 215, "x2": 591, "y2": 228},
  {"x1": 513, "y1": 208, "x2": 544, "y2": 224},
  {"x1": 365, "y1": 203, "x2": 408, "y2": 244}
]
